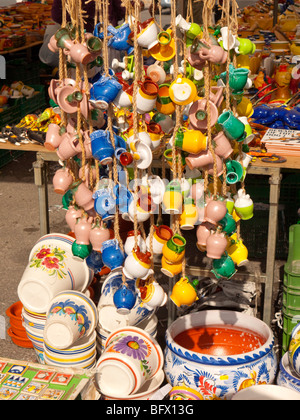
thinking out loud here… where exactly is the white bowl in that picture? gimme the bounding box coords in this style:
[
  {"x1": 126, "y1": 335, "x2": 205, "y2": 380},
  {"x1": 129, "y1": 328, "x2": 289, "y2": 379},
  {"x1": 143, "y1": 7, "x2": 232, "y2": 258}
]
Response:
[
  {"x1": 232, "y1": 384, "x2": 300, "y2": 400},
  {"x1": 101, "y1": 369, "x2": 165, "y2": 400}
]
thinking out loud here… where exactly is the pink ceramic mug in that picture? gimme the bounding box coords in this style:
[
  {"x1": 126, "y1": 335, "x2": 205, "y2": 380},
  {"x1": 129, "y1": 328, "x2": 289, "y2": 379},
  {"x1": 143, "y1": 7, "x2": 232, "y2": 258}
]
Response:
[{"x1": 44, "y1": 123, "x2": 63, "y2": 151}]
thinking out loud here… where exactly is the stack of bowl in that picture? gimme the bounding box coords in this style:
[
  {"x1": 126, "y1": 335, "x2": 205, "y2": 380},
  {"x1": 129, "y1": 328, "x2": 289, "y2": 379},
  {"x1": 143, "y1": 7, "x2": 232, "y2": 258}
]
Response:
[
  {"x1": 95, "y1": 326, "x2": 165, "y2": 400},
  {"x1": 6, "y1": 301, "x2": 33, "y2": 349},
  {"x1": 42, "y1": 290, "x2": 98, "y2": 370},
  {"x1": 44, "y1": 332, "x2": 97, "y2": 369},
  {"x1": 22, "y1": 307, "x2": 47, "y2": 362},
  {"x1": 96, "y1": 314, "x2": 158, "y2": 354}
]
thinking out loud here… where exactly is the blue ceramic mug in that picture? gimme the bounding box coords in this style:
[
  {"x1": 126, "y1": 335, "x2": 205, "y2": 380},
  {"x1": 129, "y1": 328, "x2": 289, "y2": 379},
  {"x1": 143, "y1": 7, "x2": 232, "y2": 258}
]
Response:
[
  {"x1": 101, "y1": 239, "x2": 125, "y2": 271},
  {"x1": 90, "y1": 75, "x2": 122, "y2": 109},
  {"x1": 90, "y1": 129, "x2": 115, "y2": 165},
  {"x1": 86, "y1": 250, "x2": 104, "y2": 274},
  {"x1": 93, "y1": 188, "x2": 115, "y2": 221},
  {"x1": 113, "y1": 283, "x2": 137, "y2": 315}
]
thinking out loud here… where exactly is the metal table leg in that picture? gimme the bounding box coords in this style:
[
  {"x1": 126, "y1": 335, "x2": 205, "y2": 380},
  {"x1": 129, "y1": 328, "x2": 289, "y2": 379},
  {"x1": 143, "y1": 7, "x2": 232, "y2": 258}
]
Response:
[
  {"x1": 263, "y1": 168, "x2": 282, "y2": 326},
  {"x1": 33, "y1": 156, "x2": 50, "y2": 236}
]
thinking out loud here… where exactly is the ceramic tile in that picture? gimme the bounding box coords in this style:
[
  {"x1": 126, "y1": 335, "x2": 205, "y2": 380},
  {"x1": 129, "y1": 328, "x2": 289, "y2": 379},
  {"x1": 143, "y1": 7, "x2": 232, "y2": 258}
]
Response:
[
  {"x1": 2, "y1": 375, "x2": 29, "y2": 390},
  {"x1": 39, "y1": 388, "x2": 65, "y2": 400},
  {"x1": 51, "y1": 372, "x2": 73, "y2": 386},
  {"x1": 22, "y1": 381, "x2": 48, "y2": 396},
  {"x1": 0, "y1": 387, "x2": 19, "y2": 400},
  {"x1": 32, "y1": 370, "x2": 55, "y2": 383}
]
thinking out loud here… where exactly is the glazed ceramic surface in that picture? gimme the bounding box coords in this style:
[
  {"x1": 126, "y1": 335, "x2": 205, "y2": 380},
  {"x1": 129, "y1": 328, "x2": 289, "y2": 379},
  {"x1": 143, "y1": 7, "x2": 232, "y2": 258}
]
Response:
[
  {"x1": 18, "y1": 234, "x2": 93, "y2": 314},
  {"x1": 96, "y1": 326, "x2": 163, "y2": 397},
  {"x1": 98, "y1": 271, "x2": 154, "y2": 330},
  {"x1": 277, "y1": 352, "x2": 300, "y2": 393},
  {"x1": 164, "y1": 310, "x2": 277, "y2": 400},
  {"x1": 44, "y1": 291, "x2": 98, "y2": 349}
]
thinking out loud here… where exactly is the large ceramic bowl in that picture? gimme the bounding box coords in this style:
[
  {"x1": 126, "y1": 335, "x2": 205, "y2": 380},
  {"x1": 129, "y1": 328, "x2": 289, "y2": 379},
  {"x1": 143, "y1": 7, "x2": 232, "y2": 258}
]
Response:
[{"x1": 164, "y1": 310, "x2": 278, "y2": 400}]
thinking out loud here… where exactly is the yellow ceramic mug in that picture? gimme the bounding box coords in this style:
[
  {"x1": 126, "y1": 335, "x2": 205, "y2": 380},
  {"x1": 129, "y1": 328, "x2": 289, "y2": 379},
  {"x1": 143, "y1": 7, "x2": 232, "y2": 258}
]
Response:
[
  {"x1": 227, "y1": 239, "x2": 249, "y2": 266},
  {"x1": 179, "y1": 199, "x2": 199, "y2": 230},
  {"x1": 170, "y1": 277, "x2": 199, "y2": 307},
  {"x1": 162, "y1": 234, "x2": 186, "y2": 264},
  {"x1": 161, "y1": 256, "x2": 183, "y2": 277}
]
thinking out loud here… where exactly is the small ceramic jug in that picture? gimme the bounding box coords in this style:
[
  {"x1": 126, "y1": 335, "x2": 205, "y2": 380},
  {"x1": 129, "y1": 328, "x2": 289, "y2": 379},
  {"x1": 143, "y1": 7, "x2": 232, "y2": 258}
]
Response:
[
  {"x1": 162, "y1": 181, "x2": 183, "y2": 214},
  {"x1": 65, "y1": 205, "x2": 83, "y2": 233},
  {"x1": 124, "y1": 230, "x2": 147, "y2": 256},
  {"x1": 146, "y1": 225, "x2": 173, "y2": 255},
  {"x1": 162, "y1": 234, "x2": 186, "y2": 264},
  {"x1": 211, "y1": 252, "x2": 236, "y2": 279},
  {"x1": 89, "y1": 219, "x2": 111, "y2": 252},
  {"x1": 74, "y1": 215, "x2": 94, "y2": 245},
  {"x1": 53, "y1": 167, "x2": 74, "y2": 195},
  {"x1": 234, "y1": 188, "x2": 254, "y2": 220},
  {"x1": 140, "y1": 281, "x2": 167, "y2": 311},
  {"x1": 204, "y1": 198, "x2": 228, "y2": 226},
  {"x1": 123, "y1": 247, "x2": 152, "y2": 280},
  {"x1": 113, "y1": 283, "x2": 137, "y2": 315},
  {"x1": 206, "y1": 230, "x2": 228, "y2": 259},
  {"x1": 196, "y1": 222, "x2": 213, "y2": 251},
  {"x1": 101, "y1": 239, "x2": 125, "y2": 271},
  {"x1": 72, "y1": 180, "x2": 95, "y2": 212}
]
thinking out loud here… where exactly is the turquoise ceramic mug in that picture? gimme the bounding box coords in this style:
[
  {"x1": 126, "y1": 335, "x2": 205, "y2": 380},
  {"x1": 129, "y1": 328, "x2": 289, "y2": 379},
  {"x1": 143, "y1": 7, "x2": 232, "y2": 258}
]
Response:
[
  {"x1": 218, "y1": 110, "x2": 246, "y2": 142},
  {"x1": 229, "y1": 67, "x2": 249, "y2": 94},
  {"x1": 225, "y1": 159, "x2": 244, "y2": 185}
]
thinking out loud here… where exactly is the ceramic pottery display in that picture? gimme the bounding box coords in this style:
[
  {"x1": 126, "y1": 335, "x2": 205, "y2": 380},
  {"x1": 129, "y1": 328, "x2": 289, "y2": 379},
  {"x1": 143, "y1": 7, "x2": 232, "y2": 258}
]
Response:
[{"x1": 164, "y1": 310, "x2": 278, "y2": 400}]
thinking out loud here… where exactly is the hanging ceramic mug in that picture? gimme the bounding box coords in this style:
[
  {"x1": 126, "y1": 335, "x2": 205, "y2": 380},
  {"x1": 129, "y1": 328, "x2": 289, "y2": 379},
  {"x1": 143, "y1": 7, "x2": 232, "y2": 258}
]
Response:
[
  {"x1": 189, "y1": 99, "x2": 219, "y2": 131},
  {"x1": 217, "y1": 110, "x2": 246, "y2": 142},
  {"x1": 113, "y1": 283, "x2": 137, "y2": 315},
  {"x1": 90, "y1": 129, "x2": 115, "y2": 165},
  {"x1": 136, "y1": 79, "x2": 159, "y2": 114}
]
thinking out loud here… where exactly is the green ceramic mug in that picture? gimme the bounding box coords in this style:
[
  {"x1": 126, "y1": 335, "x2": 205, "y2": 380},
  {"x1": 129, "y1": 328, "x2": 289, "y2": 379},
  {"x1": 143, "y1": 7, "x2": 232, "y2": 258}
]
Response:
[
  {"x1": 211, "y1": 252, "x2": 236, "y2": 279},
  {"x1": 218, "y1": 211, "x2": 237, "y2": 236},
  {"x1": 229, "y1": 67, "x2": 249, "y2": 94},
  {"x1": 225, "y1": 159, "x2": 244, "y2": 185},
  {"x1": 235, "y1": 38, "x2": 256, "y2": 55},
  {"x1": 218, "y1": 110, "x2": 246, "y2": 142}
]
